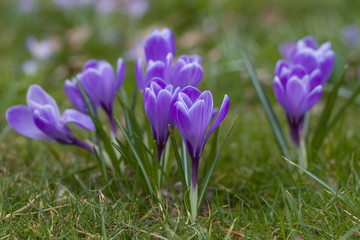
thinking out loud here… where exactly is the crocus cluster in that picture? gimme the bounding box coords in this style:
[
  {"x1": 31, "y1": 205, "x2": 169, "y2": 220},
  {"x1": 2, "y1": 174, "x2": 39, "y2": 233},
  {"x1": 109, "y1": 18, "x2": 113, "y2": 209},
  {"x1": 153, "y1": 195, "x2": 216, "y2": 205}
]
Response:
[
  {"x1": 6, "y1": 85, "x2": 95, "y2": 151},
  {"x1": 274, "y1": 36, "x2": 335, "y2": 146},
  {"x1": 135, "y1": 28, "x2": 203, "y2": 90},
  {"x1": 139, "y1": 29, "x2": 229, "y2": 221}
]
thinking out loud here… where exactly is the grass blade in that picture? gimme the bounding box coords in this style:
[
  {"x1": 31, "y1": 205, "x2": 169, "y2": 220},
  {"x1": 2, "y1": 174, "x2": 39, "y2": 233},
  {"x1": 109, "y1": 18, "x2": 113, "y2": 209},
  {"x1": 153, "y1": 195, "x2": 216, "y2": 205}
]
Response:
[
  {"x1": 198, "y1": 116, "x2": 236, "y2": 209},
  {"x1": 242, "y1": 53, "x2": 290, "y2": 158},
  {"x1": 312, "y1": 65, "x2": 348, "y2": 150},
  {"x1": 283, "y1": 157, "x2": 353, "y2": 209}
]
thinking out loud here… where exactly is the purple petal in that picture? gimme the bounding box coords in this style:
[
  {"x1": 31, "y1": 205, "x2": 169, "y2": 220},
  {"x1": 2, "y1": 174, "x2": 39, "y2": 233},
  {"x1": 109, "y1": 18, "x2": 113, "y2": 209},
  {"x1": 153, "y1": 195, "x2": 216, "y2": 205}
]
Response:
[
  {"x1": 116, "y1": 58, "x2": 125, "y2": 92},
  {"x1": 301, "y1": 85, "x2": 322, "y2": 113},
  {"x1": 78, "y1": 70, "x2": 103, "y2": 109},
  {"x1": 64, "y1": 79, "x2": 87, "y2": 113},
  {"x1": 319, "y1": 49, "x2": 335, "y2": 84},
  {"x1": 181, "y1": 86, "x2": 202, "y2": 102},
  {"x1": 188, "y1": 99, "x2": 206, "y2": 139},
  {"x1": 61, "y1": 109, "x2": 95, "y2": 131},
  {"x1": 32, "y1": 105, "x2": 72, "y2": 144},
  {"x1": 292, "y1": 50, "x2": 318, "y2": 74},
  {"x1": 301, "y1": 36, "x2": 318, "y2": 49},
  {"x1": 135, "y1": 58, "x2": 145, "y2": 91},
  {"x1": 156, "y1": 89, "x2": 173, "y2": 142},
  {"x1": 173, "y1": 61, "x2": 203, "y2": 88},
  {"x1": 144, "y1": 88, "x2": 158, "y2": 131},
  {"x1": 285, "y1": 77, "x2": 306, "y2": 119},
  {"x1": 144, "y1": 28, "x2": 175, "y2": 62},
  {"x1": 6, "y1": 105, "x2": 54, "y2": 141},
  {"x1": 172, "y1": 101, "x2": 193, "y2": 139},
  {"x1": 273, "y1": 76, "x2": 286, "y2": 109},
  {"x1": 144, "y1": 61, "x2": 166, "y2": 86},
  {"x1": 26, "y1": 84, "x2": 60, "y2": 120},
  {"x1": 205, "y1": 95, "x2": 230, "y2": 141},
  {"x1": 83, "y1": 59, "x2": 99, "y2": 70},
  {"x1": 308, "y1": 69, "x2": 322, "y2": 91}
]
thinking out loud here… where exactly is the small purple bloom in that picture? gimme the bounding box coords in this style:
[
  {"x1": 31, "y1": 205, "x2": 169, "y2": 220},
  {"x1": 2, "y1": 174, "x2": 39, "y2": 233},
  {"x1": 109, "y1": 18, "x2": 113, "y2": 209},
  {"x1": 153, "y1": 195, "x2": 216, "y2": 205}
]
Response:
[
  {"x1": 144, "y1": 28, "x2": 175, "y2": 63},
  {"x1": 143, "y1": 78, "x2": 180, "y2": 161},
  {"x1": 125, "y1": 0, "x2": 149, "y2": 18},
  {"x1": 6, "y1": 85, "x2": 94, "y2": 151},
  {"x1": 278, "y1": 41, "x2": 296, "y2": 59},
  {"x1": 135, "y1": 29, "x2": 203, "y2": 91},
  {"x1": 165, "y1": 54, "x2": 203, "y2": 89},
  {"x1": 341, "y1": 25, "x2": 360, "y2": 48},
  {"x1": 289, "y1": 36, "x2": 335, "y2": 85},
  {"x1": 172, "y1": 86, "x2": 230, "y2": 189},
  {"x1": 274, "y1": 63, "x2": 323, "y2": 145},
  {"x1": 274, "y1": 36, "x2": 335, "y2": 146},
  {"x1": 26, "y1": 37, "x2": 56, "y2": 61},
  {"x1": 64, "y1": 58, "x2": 125, "y2": 135},
  {"x1": 135, "y1": 28, "x2": 203, "y2": 90}
]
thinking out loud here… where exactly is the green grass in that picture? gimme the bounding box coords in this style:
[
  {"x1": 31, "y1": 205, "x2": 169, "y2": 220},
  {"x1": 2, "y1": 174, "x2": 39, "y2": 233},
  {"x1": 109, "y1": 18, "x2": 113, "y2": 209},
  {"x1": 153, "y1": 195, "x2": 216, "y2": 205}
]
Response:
[{"x1": 1, "y1": 0, "x2": 360, "y2": 238}]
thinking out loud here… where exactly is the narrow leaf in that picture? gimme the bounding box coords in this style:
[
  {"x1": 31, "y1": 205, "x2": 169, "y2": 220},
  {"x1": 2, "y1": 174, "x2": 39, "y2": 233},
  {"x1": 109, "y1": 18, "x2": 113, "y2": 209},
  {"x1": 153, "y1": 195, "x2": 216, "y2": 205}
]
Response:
[
  {"x1": 242, "y1": 53, "x2": 290, "y2": 158},
  {"x1": 198, "y1": 116, "x2": 236, "y2": 209}
]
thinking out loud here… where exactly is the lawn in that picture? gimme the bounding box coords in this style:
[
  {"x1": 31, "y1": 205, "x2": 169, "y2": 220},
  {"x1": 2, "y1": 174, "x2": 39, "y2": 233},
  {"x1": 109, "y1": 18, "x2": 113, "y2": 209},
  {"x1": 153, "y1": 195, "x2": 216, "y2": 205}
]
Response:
[{"x1": 1, "y1": 0, "x2": 360, "y2": 239}]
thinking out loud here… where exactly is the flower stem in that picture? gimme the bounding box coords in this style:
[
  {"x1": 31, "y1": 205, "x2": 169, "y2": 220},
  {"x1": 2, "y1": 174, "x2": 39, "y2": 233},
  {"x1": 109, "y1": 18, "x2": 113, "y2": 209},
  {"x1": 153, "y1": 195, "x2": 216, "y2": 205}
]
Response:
[
  {"x1": 298, "y1": 136, "x2": 308, "y2": 169},
  {"x1": 190, "y1": 183, "x2": 198, "y2": 222},
  {"x1": 190, "y1": 159, "x2": 199, "y2": 222}
]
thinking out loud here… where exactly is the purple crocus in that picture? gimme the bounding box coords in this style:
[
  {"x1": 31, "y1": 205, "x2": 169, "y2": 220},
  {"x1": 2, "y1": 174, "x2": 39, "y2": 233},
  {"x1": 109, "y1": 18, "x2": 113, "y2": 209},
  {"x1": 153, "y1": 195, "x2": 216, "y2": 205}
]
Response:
[
  {"x1": 273, "y1": 36, "x2": 335, "y2": 147},
  {"x1": 135, "y1": 28, "x2": 203, "y2": 90},
  {"x1": 341, "y1": 25, "x2": 360, "y2": 48},
  {"x1": 143, "y1": 78, "x2": 180, "y2": 161},
  {"x1": 6, "y1": 85, "x2": 95, "y2": 151},
  {"x1": 172, "y1": 86, "x2": 229, "y2": 194},
  {"x1": 64, "y1": 58, "x2": 125, "y2": 134}
]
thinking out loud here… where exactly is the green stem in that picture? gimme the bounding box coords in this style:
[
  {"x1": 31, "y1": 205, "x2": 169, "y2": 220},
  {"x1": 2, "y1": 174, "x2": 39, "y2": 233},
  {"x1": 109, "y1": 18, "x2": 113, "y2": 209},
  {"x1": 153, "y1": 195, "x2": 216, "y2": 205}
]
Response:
[
  {"x1": 190, "y1": 184, "x2": 198, "y2": 222},
  {"x1": 298, "y1": 136, "x2": 308, "y2": 169}
]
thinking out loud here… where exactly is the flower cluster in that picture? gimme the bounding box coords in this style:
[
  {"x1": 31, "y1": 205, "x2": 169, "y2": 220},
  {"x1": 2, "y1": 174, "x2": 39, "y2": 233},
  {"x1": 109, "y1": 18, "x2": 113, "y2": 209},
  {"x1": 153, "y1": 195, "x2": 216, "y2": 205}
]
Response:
[
  {"x1": 6, "y1": 27, "x2": 230, "y2": 221},
  {"x1": 274, "y1": 36, "x2": 335, "y2": 146},
  {"x1": 140, "y1": 29, "x2": 229, "y2": 176}
]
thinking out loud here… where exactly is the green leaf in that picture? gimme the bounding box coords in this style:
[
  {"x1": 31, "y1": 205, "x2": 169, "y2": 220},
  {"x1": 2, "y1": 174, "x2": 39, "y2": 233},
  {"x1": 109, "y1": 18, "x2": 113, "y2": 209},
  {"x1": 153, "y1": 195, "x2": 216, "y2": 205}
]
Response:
[
  {"x1": 312, "y1": 65, "x2": 348, "y2": 150},
  {"x1": 169, "y1": 126, "x2": 188, "y2": 194},
  {"x1": 283, "y1": 157, "x2": 354, "y2": 209},
  {"x1": 116, "y1": 120, "x2": 153, "y2": 195},
  {"x1": 198, "y1": 116, "x2": 236, "y2": 209},
  {"x1": 242, "y1": 53, "x2": 290, "y2": 158}
]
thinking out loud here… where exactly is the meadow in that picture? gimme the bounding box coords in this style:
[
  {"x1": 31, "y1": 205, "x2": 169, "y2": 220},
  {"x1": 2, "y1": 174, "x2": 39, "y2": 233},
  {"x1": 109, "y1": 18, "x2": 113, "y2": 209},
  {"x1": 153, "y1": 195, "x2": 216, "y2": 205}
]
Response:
[{"x1": 1, "y1": 0, "x2": 360, "y2": 239}]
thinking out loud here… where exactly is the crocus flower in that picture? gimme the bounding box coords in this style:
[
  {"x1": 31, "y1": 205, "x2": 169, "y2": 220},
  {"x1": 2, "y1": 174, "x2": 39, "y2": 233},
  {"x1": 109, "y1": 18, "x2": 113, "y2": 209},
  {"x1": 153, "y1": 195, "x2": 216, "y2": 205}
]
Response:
[
  {"x1": 273, "y1": 36, "x2": 335, "y2": 147},
  {"x1": 289, "y1": 36, "x2": 335, "y2": 85},
  {"x1": 341, "y1": 25, "x2": 360, "y2": 48},
  {"x1": 143, "y1": 78, "x2": 180, "y2": 161},
  {"x1": 274, "y1": 63, "x2": 323, "y2": 145},
  {"x1": 64, "y1": 58, "x2": 125, "y2": 135},
  {"x1": 144, "y1": 28, "x2": 175, "y2": 63},
  {"x1": 6, "y1": 85, "x2": 95, "y2": 151},
  {"x1": 172, "y1": 86, "x2": 229, "y2": 188},
  {"x1": 135, "y1": 29, "x2": 203, "y2": 90}
]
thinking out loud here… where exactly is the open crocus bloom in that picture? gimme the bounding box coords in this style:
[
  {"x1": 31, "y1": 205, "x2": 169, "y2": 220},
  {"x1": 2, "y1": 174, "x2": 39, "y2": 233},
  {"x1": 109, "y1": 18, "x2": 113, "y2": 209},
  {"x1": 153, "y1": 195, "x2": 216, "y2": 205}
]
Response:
[
  {"x1": 135, "y1": 28, "x2": 203, "y2": 91},
  {"x1": 172, "y1": 86, "x2": 230, "y2": 188},
  {"x1": 64, "y1": 58, "x2": 125, "y2": 134},
  {"x1": 143, "y1": 78, "x2": 180, "y2": 161},
  {"x1": 289, "y1": 36, "x2": 335, "y2": 84},
  {"x1": 6, "y1": 85, "x2": 95, "y2": 151}
]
